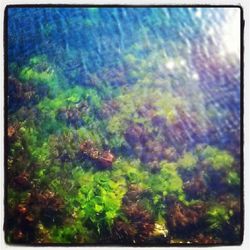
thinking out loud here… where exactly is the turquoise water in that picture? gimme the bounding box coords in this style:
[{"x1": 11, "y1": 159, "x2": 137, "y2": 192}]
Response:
[{"x1": 6, "y1": 7, "x2": 241, "y2": 245}]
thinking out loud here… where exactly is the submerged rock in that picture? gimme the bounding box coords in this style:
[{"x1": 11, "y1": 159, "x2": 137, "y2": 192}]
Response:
[
  {"x1": 8, "y1": 125, "x2": 16, "y2": 138},
  {"x1": 97, "y1": 150, "x2": 115, "y2": 169},
  {"x1": 79, "y1": 140, "x2": 115, "y2": 169}
]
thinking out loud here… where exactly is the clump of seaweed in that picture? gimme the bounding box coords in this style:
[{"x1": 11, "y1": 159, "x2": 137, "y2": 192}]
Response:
[
  {"x1": 13, "y1": 172, "x2": 32, "y2": 190},
  {"x1": 190, "y1": 233, "x2": 222, "y2": 244},
  {"x1": 113, "y1": 204, "x2": 154, "y2": 244},
  {"x1": 205, "y1": 196, "x2": 241, "y2": 244},
  {"x1": 19, "y1": 55, "x2": 61, "y2": 92},
  {"x1": 166, "y1": 196, "x2": 207, "y2": 238},
  {"x1": 57, "y1": 101, "x2": 88, "y2": 128},
  {"x1": 183, "y1": 173, "x2": 207, "y2": 200},
  {"x1": 200, "y1": 146, "x2": 234, "y2": 170},
  {"x1": 6, "y1": 190, "x2": 65, "y2": 244},
  {"x1": 8, "y1": 76, "x2": 49, "y2": 113},
  {"x1": 99, "y1": 100, "x2": 120, "y2": 119},
  {"x1": 112, "y1": 186, "x2": 155, "y2": 244},
  {"x1": 32, "y1": 191, "x2": 65, "y2": 228}
]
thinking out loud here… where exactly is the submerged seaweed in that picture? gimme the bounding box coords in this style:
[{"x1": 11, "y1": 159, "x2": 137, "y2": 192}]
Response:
[{"x1": 6, "y1": 7, "x2": 241, "y2": 245}]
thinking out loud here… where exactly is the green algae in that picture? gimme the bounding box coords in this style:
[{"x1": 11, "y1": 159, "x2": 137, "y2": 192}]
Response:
[
  {"x1": 227, "y1": 171, "x2": 240, "y2": 186},
  {"x1": 177, "y1": 152, "x2": 198, "y2": 171},
  {"x1": 151, "y1": 161, "x2": 183, "y2": 195},
  {"x1": 207, "y1": 204, "x2": 233, "y2": 231},
  {"x1": 54, "y1": 168, "x2": 128, "y2": 235},
  {"x1": 200, "y1": 146, "x2": 234, "y2": 170},
  {"x1": 19, "y1": 56, "x2": 59, "y2": 90}
]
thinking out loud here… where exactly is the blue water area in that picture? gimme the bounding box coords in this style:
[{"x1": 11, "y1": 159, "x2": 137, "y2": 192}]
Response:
[{"x1": 6, "y1": 7, "x2": 241, "y2": 245}]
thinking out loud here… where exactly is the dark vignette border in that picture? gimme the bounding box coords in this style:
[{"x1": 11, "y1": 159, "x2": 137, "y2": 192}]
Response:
[{"x1": 3, "y1": 4, "x2": 245, "y2": 247}]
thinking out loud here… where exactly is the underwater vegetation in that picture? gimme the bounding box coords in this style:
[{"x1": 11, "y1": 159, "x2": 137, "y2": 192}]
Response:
[{"x1": 6, "y1": 7, "x2": 241, "y2": 245}]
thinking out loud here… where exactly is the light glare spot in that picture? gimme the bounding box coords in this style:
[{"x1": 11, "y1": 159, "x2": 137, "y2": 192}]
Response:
[
  {"x1": 192, "y1": 72, "x2": 199, "y2": 80},
  {"x1": 221, "y1": 9, "x2": 240, "y2": 55},
  {"x1": 165, "y1": 60, "x2": 175, "y2": 70},
  {"x1": 195, "y1": 9, "x2": 202, "y2": 18}
]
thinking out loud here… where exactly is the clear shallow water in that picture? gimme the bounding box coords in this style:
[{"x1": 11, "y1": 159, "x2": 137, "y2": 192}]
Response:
[{"x1": 6, "y1": 7, "x2": 241, "y2": 245}]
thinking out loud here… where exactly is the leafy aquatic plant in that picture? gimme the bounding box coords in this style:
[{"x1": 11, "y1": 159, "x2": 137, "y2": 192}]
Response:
[
  {"x1": 146, "y1": 161, "x2": 185, "y2": 218},
  {"x1": 19, "y1": 56, "x2": 61, "y2": 91},
  {"x1": 166, "y1": 198, "x2": 206, "y2": 236},
  {"x1": 49, "y1": 222, "x2": 91, "y2": 244},
  {"x1": 227, "y1": 171, "x2": 240, "y2": 186},
  {"x1": 200, "y1": 146, "x2": 234, "y2": 170},
  {"x1": 206, "y1": 204, "x2": 233, "y2": 232},
  {"x1": 177, "y1": 152, "x2": 198, "y2": 171},
  {"x1": 197, "y1": 146, "x2": 240, "y2": 189},
  {"x1": 63, "y1": 169, "x2": 127, "y2": 235},
  {"x1": 112, "y1": 158, "x2": 149, "y2": 187}
]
